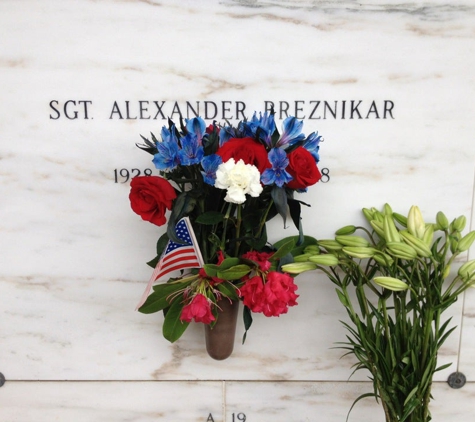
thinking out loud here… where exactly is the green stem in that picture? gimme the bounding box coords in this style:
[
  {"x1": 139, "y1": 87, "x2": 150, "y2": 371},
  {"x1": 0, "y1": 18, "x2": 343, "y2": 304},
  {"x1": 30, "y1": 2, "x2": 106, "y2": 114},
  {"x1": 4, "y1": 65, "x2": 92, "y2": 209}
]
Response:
[
  {"x1": 256, "y1": 199, "x2": 274, "y2": 239},
  {"x1": 235, "y1": 204, "x2": 242, "y2": 256},
  {"x1": 221, "y1": 202, "x2": 233, "y2": 252}
]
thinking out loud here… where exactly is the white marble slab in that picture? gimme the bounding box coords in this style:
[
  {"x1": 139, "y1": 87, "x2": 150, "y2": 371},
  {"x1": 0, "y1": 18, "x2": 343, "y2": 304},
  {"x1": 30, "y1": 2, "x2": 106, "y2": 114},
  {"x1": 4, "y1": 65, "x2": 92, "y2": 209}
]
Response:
[
  {"x1": 0, "y1": 0, "x2": 474, "y2": 392},
  {"x1": 225, "y1": 381, "x2": 475, "y2": 422},
  {"x1": 0, "y1": 381, "x2": 223, "y2": 422},
  {"x1": 0, "y1": 380, "x2": 472, "y2": 422}
]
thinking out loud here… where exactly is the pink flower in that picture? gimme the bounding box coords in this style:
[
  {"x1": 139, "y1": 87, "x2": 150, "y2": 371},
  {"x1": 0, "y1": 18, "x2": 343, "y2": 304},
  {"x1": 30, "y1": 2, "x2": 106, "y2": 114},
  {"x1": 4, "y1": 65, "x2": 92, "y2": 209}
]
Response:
[
  {"x1": 262, "y1": 271, "x2": 299, "y2": 316},
  {"x1": 239, "y1": 272, "x2": 298, "y2": 317},
  {"x1": 240, "y1": 276, "x2": 266, "y2": 314},
  {"x1": 180, "y1": 293, "x2": 215, "y2": 324},
  {"x1": 242, "y1": 251, "x2": 274, "y2": 271}
]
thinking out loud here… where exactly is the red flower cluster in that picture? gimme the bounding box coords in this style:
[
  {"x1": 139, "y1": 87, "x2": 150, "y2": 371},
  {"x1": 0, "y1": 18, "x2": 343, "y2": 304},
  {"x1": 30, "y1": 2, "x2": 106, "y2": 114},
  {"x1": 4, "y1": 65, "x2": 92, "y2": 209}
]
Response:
[
  {"x1": 242, "y1": 250, "x2": 273, "y2": 271},
  {"x1": 180, "y1": 293, "x2": 215, "y2": 324},
  {"x1": 240, "y1": 271, "x2": 299, "y2": 317}
]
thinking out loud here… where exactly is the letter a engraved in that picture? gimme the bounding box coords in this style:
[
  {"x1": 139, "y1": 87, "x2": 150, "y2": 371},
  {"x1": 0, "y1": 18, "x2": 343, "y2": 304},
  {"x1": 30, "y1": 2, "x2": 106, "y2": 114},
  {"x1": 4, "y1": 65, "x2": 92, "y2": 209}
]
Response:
[{"x1": 207, "y1": 413, "x2": 215, "y2": 422}]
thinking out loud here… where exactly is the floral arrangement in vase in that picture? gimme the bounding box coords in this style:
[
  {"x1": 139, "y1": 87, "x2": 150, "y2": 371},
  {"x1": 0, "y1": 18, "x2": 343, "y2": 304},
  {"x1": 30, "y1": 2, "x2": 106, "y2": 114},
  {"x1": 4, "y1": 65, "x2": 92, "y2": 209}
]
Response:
[
  {"x1": 282, "y1": 204, "x2": 475, "y2": 421},
  {"x1": 128, "y1": 110, "x2": 323, "y2": 359}
]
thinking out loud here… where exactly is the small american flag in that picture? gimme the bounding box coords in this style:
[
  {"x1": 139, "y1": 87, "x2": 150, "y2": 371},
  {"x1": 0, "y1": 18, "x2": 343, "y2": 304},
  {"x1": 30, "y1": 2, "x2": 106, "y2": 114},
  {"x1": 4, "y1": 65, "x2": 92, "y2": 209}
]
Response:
[{"x1": 136, "y1": 217, "x2": 204, "y2": 309}]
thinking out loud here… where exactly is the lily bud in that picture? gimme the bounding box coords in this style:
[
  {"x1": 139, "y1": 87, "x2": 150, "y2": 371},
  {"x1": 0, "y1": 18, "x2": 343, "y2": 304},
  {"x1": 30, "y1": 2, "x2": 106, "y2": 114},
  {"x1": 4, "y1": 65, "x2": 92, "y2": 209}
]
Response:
[
  {"x1": 436, "y1": 211, "x2": 449, "y2": 231},
  {"x1": 335, "y1": 235, "x2": 370, "y2": 247},
  {"x1": 308, "y1": 254, "x2": 339, "y2": 266},
  {"x1": 450, "y1": 233, "x2": 461, "y2": 254},
  {"x1": 442, "y1": 265, "x2": 451, "y2": 279},
  {"x1": 373, "y1": 276, "x2": 409, "y2": 291},
  {"x1": 399, "y1": 231, "x2": 432, "y2": 258},
  {"x1": 383, "y1": 203, "x2": 393, "y2": 216},
  {"x1": 458, "y1": 259, "x2": 475, "y2": 280},
  {"x1": 392, "y1": 212, "x2": 408, "y2": 228},
  {"x1": 370, "y1": 220, "x2": 385, "y2": 239},
  {"x1": 304, "y1": 245, "x2": 321, "y2": 254},
  {"x1": 371, "y1": 208, "x2": 384, "y2": 223},
  {"x1": 457, "y1": 230, "x2": 475, "y2": 252},
  {"x1": 407, "y1": 205, "x2": 425, "y2": 239},
  {"x1": 335, "y1": 225, "x2": 356, "y2": 236},
  {"x1": 318, "y1": 240, "x2": 343, "y2": 251},
  {"x1": 386, "y1": 242, "x2": 418, "y2": 260},
  {"x1": 342, "y1": 246, "x2": 376, "y2": 259},
  {"x1": 373, "y1": 252, "x2": 394, "y2": 267},
  {"x1": 453, "y1": 215, "x2": 467, "y2": 232},
  {"x1": 281, "y1": 262, "x2": 317, "y2": 274},
  {"x1": 362, "y1": 208, "x2": 374, "y2": 222},
  {"x1": 422, "y1": 224, "x2": 434, "y2": 247},
  {"x1": 294, "y1": 253, "x2": 314, "y2": 262},
  {"x1": 384, "y1": 215, "x2": 401, "y2": 243}
]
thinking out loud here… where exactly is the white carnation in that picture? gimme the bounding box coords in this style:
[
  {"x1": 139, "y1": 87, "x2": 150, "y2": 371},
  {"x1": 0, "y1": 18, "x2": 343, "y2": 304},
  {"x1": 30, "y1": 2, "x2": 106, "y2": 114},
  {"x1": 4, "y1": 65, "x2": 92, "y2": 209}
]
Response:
[{"x1": 215, "y1": 159, "x2": 263, "y2": 204}]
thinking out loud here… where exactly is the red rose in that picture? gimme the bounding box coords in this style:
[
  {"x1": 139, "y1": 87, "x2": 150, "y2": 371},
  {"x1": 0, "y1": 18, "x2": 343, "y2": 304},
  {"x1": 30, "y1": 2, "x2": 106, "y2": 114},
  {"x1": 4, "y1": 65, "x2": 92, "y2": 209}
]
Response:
[
  {"x1": 180, "y1": 293, "x2": 215, "y2": 324},
  {"x1": 129, "y1": 176, "x2": 176, "y2": 226},
  {"x1": 286, "y1": 147, "x2": 321, "y2": 189},
  {"x1": 217, "y1": 137, "x2": 271, "y2": 173}
]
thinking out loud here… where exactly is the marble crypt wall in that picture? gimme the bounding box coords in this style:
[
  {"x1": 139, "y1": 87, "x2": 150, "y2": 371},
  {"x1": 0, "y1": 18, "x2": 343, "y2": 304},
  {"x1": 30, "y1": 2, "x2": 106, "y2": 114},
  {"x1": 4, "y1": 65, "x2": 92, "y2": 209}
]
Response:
[{"x1": 1, "y1": 1, "x2": 475, "y2": 421}]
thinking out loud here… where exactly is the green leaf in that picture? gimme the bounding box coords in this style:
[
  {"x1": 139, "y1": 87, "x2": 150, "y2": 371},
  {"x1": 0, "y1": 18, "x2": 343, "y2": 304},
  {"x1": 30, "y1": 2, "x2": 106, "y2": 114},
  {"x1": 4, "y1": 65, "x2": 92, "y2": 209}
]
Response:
[
  {"x1": 146, "y1": 255, "x2": 160, "y2": 269},
  {"x1": 167, "y1": 192, "x2": 197, "y2": 243},
  {"x1": 162, "y1": 296, "x2": 189, "y2": 343},
  {"x1": 345, "y1": 392, "x2": 376, "y2": 422},
  {"x1": 288, "y1": 198, "x2": 302, "y2": 231},
  {"x1": 195, "y1": 211, "x2": 224, "y2": 225},
  {"x1": 271, "y1": 238, "x2": 296, "y2": 260},
  {"x1": 138, "y1": 283, "x2": 184, "y2": 314},
  {"x1": 203, "y1": 258, "x2": 242, "y2": 278},
  {"x1": 156, "y1": 232, "x2": 169, "y2": 256},
  {"x1": 435, "y1": 362, "x2": 452, "y2": 372},
  {"x1": 217, "y1": 282, "x2": 240, "y2": 301},
  {"x1": 271, "y1": 186, "x2": 288, "y2": 227},
  {"x1": 403, "y1": 385, "x2": 419, "y2": 406},
  {"x1": 217, "y1": 264, "x2": 251, "y2": 280},
  {"x1": 336, "y1": 289, "x2": 350, "y2": 308},
  {"x1": 242, "y1": 305, "x2": 253, "y2": 344},
  {"x1": 273, "y1": 235, "x2": 318, "y2": 256}
]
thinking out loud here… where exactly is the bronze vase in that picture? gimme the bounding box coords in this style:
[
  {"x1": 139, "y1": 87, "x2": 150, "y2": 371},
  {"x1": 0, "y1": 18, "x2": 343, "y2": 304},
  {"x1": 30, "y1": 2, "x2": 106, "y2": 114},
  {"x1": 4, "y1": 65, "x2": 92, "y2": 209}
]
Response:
[{"x1": 205, "y1": 299, "x2": 239, "y2": 360}]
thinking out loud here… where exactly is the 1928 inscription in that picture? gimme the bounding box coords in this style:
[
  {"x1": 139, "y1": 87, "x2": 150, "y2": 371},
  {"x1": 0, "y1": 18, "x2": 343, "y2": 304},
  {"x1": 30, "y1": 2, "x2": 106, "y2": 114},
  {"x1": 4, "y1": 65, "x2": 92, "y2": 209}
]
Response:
[{"x1": 114, "y1": 168, "x2": 330, "y2": 183}]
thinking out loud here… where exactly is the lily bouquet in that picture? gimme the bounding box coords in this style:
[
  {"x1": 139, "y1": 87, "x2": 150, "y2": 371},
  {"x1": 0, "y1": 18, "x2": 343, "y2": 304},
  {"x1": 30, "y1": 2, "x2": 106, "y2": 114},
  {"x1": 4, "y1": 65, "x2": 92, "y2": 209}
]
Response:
[
  {"x1": 282, "y1": 204, "x2": 475, "y2": 422},
  {"x1": 129, "y1": 111, "x2": 323, "y2": 346}
]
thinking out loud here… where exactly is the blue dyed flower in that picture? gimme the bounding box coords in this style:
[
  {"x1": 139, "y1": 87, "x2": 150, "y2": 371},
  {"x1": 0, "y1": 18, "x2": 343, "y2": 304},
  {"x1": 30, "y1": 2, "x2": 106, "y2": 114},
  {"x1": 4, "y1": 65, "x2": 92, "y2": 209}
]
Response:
[
  {"x1": 185, "y1": 117, "x2": 207, "y2": 145},
  {"x1": 243, "y1": 111, "x2": 276, "y2": 147},
  {"x1": 201, "y1": 154, "x2": 222, "y2": 185},
  {"x1": 302, "y1": 131, "x2": 322, "y2": 162},
  {"x1": 153, "y1": 140, "x2": 180, "y2": 171},
  {"x1": 275, "y1": 116, "x2": 305, "y2": 148},
  {"x1": 161, "y1": 124, "x2": 179, "y2": 144},
  {"x1": 261, "y1": 148, "x2": 293, "y2": 187},
  {"x1": 218, "y1": 125, "x2": 239, "y2": 146},
  {"x1": 178, "y1": 133, "x2": 204, "y2": 166}
]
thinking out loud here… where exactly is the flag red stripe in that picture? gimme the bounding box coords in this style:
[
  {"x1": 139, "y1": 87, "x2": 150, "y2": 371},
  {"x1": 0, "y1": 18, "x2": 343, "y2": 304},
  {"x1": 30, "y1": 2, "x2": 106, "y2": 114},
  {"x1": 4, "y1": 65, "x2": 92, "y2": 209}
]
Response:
[
  {"x1": 162, "y1": 247, "x2": 196, "y2": 263},
  {"x1": 154, "y1": 261, "x2": 201, "y2": 281}
]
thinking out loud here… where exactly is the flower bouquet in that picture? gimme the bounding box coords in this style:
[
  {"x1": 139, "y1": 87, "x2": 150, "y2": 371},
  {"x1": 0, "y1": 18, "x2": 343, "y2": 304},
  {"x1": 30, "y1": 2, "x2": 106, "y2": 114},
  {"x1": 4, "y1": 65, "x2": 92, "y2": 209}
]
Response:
[
  {"x1": 128, "y1": 110, "x2": 323, "y2": 359},
  {"x1": 282, "y1": 204, "x2": 475, "y2": 421}
]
